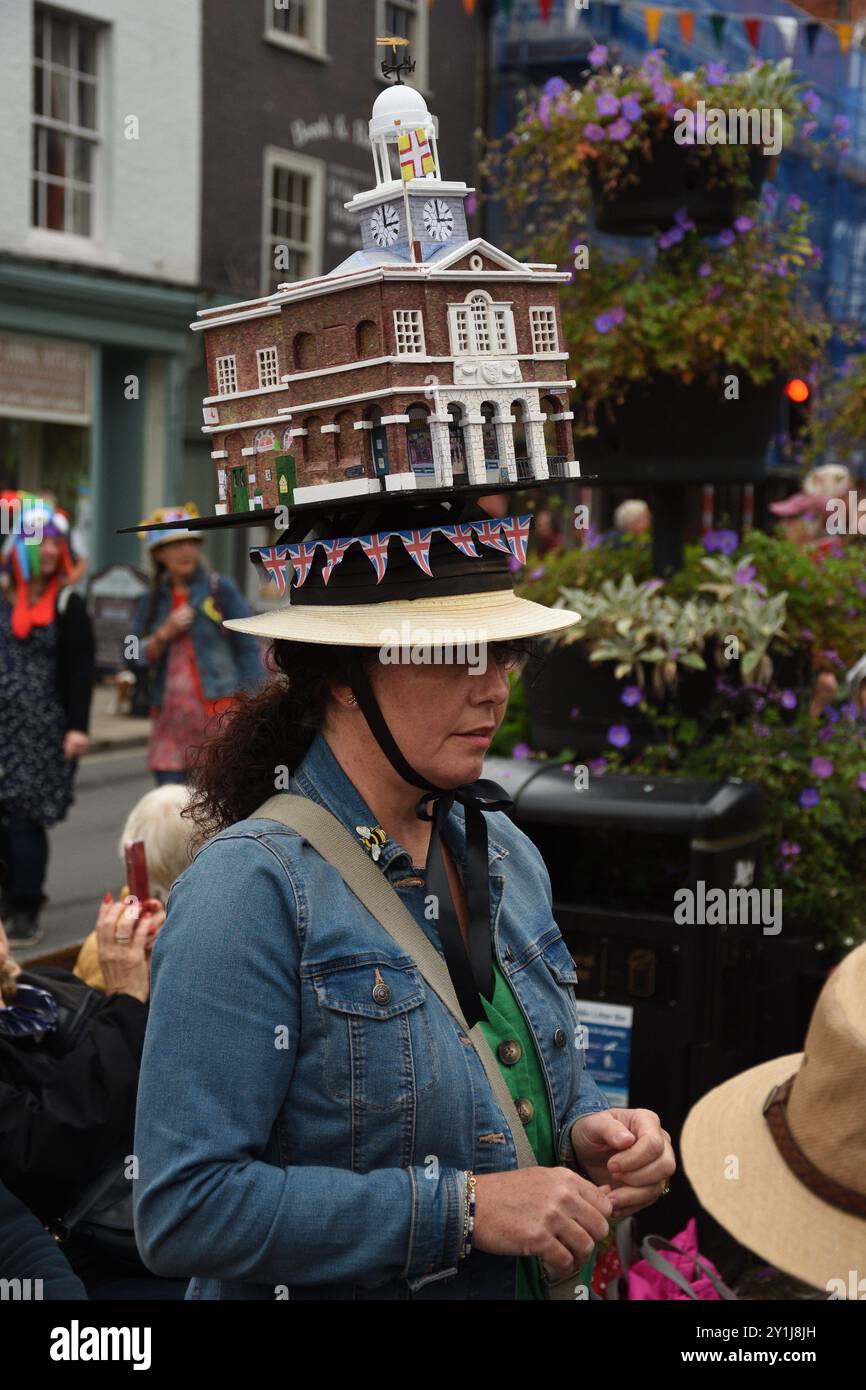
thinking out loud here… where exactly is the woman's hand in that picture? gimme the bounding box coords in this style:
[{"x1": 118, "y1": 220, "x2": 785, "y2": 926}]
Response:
[
  {"x1": 63, "y1": 730, "x2": 90, "y2": 760},
  {"x1": 95, "y1": 894, "x2": 152, "y2": 1004},
  {"x1": 160, "y1": 605, "x2": 195, "y2": 642},
  {"x1": 570, "y1": 1108, "x2": 676, "y2": 1219},
  {"x1": 472, "y1": 1167, "x2": 612, "y2": 1277}
]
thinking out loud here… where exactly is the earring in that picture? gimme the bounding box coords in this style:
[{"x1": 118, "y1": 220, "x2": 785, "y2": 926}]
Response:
[{"x1": 347, "y1": 694, "x2": 358, "y2": 705}]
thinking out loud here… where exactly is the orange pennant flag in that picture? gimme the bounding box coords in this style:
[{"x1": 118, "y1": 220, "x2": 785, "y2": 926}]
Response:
[
  {"x1": 836, "y1": 21, "x2": 854, "y2": 53},
  {"x1": 677, "y1": 12, "x2": 695, "y2": 45},
  {"x1": 644, "y1": 7, "x2": 663, "y2": 44},
  {"x1": 462, "y1": 0, "x2": 476, "y2": 12}
]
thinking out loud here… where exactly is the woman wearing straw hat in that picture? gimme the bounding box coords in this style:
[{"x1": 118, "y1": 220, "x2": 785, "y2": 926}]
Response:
[
  {"x1": 0, "y1": 495, "x2": 94, "y2": 947},
  {"x1": 681, "y1": 941, "x2": 866, "y2": 1296},
  {"x1": 132, "y1": 493, "x2": 675, "y2": 1300},
  {"x1": 127, "y1": 505, "x2": 266, "y2": 787}
]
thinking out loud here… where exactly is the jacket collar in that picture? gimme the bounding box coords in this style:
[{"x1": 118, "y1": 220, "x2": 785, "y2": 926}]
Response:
[
  {"x1": 290, "y1": 731, "x2": 510, "y2": 876},
  {"x1": 159, "y1": 564, "x2": 209, "y2": 603}
]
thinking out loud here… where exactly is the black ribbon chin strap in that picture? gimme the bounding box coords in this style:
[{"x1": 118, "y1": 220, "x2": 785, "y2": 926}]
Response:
[{"x1": 347, "y1": 658, "x2": 514, "y2": 1029}]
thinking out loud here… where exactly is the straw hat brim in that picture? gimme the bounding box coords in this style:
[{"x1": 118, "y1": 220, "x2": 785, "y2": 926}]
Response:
[
  {"x1": 223, "y1": 590, "x2": 580, "y2": 646},
  {"x1": 680, "y1": 1051, "x2": 866, "y2": 1293}
]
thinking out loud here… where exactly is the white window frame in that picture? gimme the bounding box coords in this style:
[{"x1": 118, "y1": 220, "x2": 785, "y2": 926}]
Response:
[
  {"x1": 257, "y1": 345, "x2": 280, "y2": 388},
  {"x1": 263, "y1": 0, "x2": 328, "y2": 59},
  {"x1": 216, "y1": 355, "x2": 238, "y2": 396},
  {"x1": 448, "y1": 291, "x2": 517, "y2": 357},
  {"x1": 31, "y1": 6, "x2": 102, "y2": 240},
  {"x1": 393, "y1": 308, "x2": 426, "y2": 356},
  {"x1": 529, "y1": 305, "x2": 560, "y2": 355},
  {"x1": 261, "y1": 145, "x2": 325, "y2": 296},
  {"x1": 375, "y1": 0, "x2": 429, "y2": 92}
]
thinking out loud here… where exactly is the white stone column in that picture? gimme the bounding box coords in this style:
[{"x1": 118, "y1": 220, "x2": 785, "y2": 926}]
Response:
[
  {"x1": 496, "y1": 414, "x2": 518, "y2": 483},
  {"x1": 430, "y1": 417, "x2": 453, "y2": 487},
  {"x1": 463, "y1": 414, "x2": 487, "y2": 485},
  {"x1": 525, "y1": 413, "x2": 549, "y2": 480}
]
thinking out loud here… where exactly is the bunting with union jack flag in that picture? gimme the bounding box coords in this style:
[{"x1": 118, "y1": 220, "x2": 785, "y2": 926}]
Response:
[{"x1": 252, "y1": 516, "x2": 534, "y2": 594}]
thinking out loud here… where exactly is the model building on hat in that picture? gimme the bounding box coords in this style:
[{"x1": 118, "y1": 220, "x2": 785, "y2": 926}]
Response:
[{"x1": 193, "y1": 62, "x2": 579, "y2": 518}]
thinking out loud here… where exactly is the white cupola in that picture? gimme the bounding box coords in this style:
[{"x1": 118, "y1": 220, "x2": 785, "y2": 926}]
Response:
[{"x1": 368, "y1": 83, "x2": 441, "y2": 186}]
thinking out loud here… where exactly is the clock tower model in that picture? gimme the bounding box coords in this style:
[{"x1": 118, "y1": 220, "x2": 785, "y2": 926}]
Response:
[{"x1": 340, "y1": 82, "x2": 472, "y2": 266}]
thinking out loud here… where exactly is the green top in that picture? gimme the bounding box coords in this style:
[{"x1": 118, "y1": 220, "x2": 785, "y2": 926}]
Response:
[{"x1": 478, "y1": 961, "x2": 596, "y2": 1300}]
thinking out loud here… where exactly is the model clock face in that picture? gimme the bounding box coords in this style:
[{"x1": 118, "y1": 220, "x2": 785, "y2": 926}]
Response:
[
  {"x1": 370, "y1": 203, "x2": 401, "y2": 247},
  {"x1": 422, "y1": 198, "x2": 454, "y2": 242}
]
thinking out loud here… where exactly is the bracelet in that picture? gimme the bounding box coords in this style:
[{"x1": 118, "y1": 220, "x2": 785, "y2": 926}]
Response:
[{"x1": 460, "y1": 1170, "x2": 477, "y2": 1260}]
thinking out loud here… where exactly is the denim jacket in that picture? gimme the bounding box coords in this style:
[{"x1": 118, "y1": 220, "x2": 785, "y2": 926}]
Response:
[
  {"x1": 133, "y1": 731, "x2": 612, "y2": 1300},
  {"x1": 126, "y1": 564, "x2": 265, "y2": 707}
]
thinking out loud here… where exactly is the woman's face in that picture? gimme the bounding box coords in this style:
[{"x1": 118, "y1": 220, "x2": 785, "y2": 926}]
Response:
[
  {"x1": 157, "y1": 539, "x2": 201, "y2": 581},
  {"x1": 369, "y1": 650, "x2": 512, "y2": 788},
  {"x1": 39, "y1": 535, "x2": 61, "y2": 576}
]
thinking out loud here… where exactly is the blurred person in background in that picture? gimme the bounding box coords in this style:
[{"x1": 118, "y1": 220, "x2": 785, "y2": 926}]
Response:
[
  {"x1": 74, "y1": 784, "x2": 193, "y2": 990},
  {"x1": 602, "y1": 499, "x2": 651, "y2": 550},
  {"x1": 126, "y1": 504, "x2": 266, "y2": 787},
  {"x1": 0, "y1": 496, "x2": 95, "y2": 948}
]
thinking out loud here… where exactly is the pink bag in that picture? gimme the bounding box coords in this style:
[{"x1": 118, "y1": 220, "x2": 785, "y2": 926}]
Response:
[{"x1": 607, "y1": 1217, "x2": 736, "y2": 1301}]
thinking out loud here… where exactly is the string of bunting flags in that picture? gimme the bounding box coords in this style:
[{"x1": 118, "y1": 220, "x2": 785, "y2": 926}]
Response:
[
  {"x1": 252, "y1": 515, "x2": 533, "y2": 595},
  {"x1": 447, "y1": 0, "x2": 866, "y2": 55}
]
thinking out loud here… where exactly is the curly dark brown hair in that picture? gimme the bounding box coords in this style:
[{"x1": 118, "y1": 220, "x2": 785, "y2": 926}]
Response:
[{"x1": 184, "y1": 641, "x2": 377, "y2": 852}]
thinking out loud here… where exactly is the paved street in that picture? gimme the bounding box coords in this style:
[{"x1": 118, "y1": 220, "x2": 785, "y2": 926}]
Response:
[{"x1": 35, "y1": 748, "x2": 154, "y2": 960}]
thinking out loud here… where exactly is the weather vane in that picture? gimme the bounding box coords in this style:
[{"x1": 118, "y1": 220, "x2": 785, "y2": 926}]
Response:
[{"x1": 377, "y1": 34, "x2": 415, "y2": 84}]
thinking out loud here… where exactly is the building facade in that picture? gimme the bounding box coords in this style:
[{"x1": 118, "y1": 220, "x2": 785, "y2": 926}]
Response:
[
  {"x1": 0, "y1": 0, "x2": 202, "y2": 571},
  {"x1": 194, "y1": 81, "x2": 579, "y2": 517}
]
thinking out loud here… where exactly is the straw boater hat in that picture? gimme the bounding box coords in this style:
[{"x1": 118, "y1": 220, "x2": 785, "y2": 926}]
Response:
[
  {"x1": 681, "y1": 941, "x2": 866, "y2": 1293},
  {"x1": 123, "y1": 484, "x2": 580, "y2": 1030}
]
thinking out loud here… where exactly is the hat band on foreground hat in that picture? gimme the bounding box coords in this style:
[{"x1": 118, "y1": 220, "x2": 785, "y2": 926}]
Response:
[{"x1": 763, "y1": 1075, "x2": 866, "y2": 1218}]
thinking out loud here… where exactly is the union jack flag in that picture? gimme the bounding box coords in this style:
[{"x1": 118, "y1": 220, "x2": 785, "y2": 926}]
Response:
[
  {"x1": 469, "y1": 519, "x2": 512, "y2": 554},
  {"x1": 257, "y1": 546, "x2": 291, "y2": 595},
  {"x1": 498, "y1": 515, "x2": 533, "y2": 566},
  {"x1": 439, "y1": 523, "x2": 479, "y2": 558},
  {"x1": 357, "y1": 531, "x2": 392, "y2": 583},
  {"x1": 287, "y1": 541, "x2": 319, "y2": 588},
  {"x1": 397, "y1": 527, "x2": 435, "y2": 577},
  {"x1": 320, "y1": 536, "x2": 352, "y2": 585}
]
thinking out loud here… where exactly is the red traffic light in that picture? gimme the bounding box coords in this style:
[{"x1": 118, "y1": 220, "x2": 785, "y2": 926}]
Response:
[{"x1": 785, "y1": 377, "x2": 810, "y2": 404}]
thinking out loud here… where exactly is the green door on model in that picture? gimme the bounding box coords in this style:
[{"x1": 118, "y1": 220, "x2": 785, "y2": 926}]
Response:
[
  {"x1": 230, "y1": 467, "x2": 249, "y2": 511},
  {"x1": 276, "y1": 453, "x2": 296, "y2": 503}
]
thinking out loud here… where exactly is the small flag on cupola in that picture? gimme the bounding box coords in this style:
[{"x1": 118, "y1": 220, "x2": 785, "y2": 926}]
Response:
[{"x1": 398, "y1": 127, "x2": 436, "y2": 180}]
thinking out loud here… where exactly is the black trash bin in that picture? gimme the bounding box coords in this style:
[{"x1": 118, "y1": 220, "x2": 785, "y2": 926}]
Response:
[{"x1": 485, "y1": 758, "x2": 768, "y2": 1244}]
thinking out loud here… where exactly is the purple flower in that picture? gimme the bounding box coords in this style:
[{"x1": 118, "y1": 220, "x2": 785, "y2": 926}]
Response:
[
  {"x1": 762, "y1": 184, "x2": 778, "y2": 211},
  {"x1": 706, "y1": 62, "x2": 727, "y2": 86},
  {"x1": 752, "y1": 723, "x2": 771, "y2": 738},
  {"x1": 622, "y1": 96, "x2": 642, "y2": 123},
  {"x1": 718, "y1": 228, "x2": 735, "y2": 246},
  {"x1": 780, "y1": 841, "x2": 801, "y2": 857},
  {"x1": 832, "y1": 114, "x2": 850, "y2": 134},
  {"x1": 718, "y1": 530, "x2": 739, "y2": 555},
  {"x1": 589, "y1": 756, "x2": 608, "y2": 775},
  {"x1": 707, "y1": 284, "x2": 723, "y2": 301},
  {"x1": 508, "y1": 555, "x2": 521, "y2": 573},
  {"x1": 800, "y1": 627, "x2": 815, "y2": 642},
  {"x1": 608, "y1": 304, "x2": 626, "y2": 325},
  {"x1": 780, "y1": 689, "x2": 797, "y2": 710},
  {"x1": 621, "y1": 685, "x2": 642, "y2": 707},
  {"x1": 803, "y1": 90, "x2": 820, "y2": 116},
  {"x1": 645, "y1": 577, "x2": 665, "y2": 593},
  {"x1": 810, "y1": 756, "x2": 834, "y2": 779},
  {"x1": 597, "y1": 92, "x2": 620, "y2": 117},
  {"x1": 588, "y1": 44, "x2": 609, "y2": 67},
  {"x1": 512, "y1": 742, "x2": 533, "y2": 760},
  {"x1": 802, "y1": 120, "x2": 818, "y2": 139},
  {"x1": 698, "y1": 262, "x2": 711, "y2": 277},
  {"x1": 841, "y1": 701, "x2": 859, "y2": 721},
  {"x1": 659, "y1": 227, "x2": 685, "y2": 249},
  {"x1": 594, "y1": 312, "x2": 614, "y2": 333},
  {"x1": 754, "y1": 696, "x2": 765, "y2": 711},
  {"x1": 608, "y1": 118, "x2": 633, "y2": 142},
  {"x1": 673, "y1": 206, "x2": 696, "y2": 231},
  {"x1": 529, "y1": 566, "x2": 545, "y2": 580},
  {"x1": 670, "y1": 647, "x2": 681, "y2": 660},
  {"x1": 775, "y1": 260, "x2": 788, "y2": 278},
  {"x1": 734, "y1": 215, "x2": 754, "y2": 234},
  {"x1": 608, "y1": 725, "x2": 631, "y2": 749},
  {"x1": 817, "y1": 725, "x2": 834, "y2": 743},
  {"x1": 799, "y1": 787, "x2": 820, "y2": 808},
  {"x1": 537, "y1": 94, "x2": 552, "y2": 129},
  {"x1": 652, "y1": 82, "x2": 675, "y2": 107},
  {"x1": 464, "y1": 193, "x2": 478, "y2": 217},
  {"x1": 583, "y1": 122, "x2": 606, "y2": 143},
  {"x1": 858, "y1": 772, "x2": 866, "y2": 792},
  {"x1": 544, "y1": 76, "x2": 568, "y2": 98},
  {"x1": 735, "y1": 563, "x2": 756, "y2": 585}
]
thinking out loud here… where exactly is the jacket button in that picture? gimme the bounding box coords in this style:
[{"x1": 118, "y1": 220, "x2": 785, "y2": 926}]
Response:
[
  {"x1": 554, "y1": 1028, "x2": 567, "y2": 1048},
  {"x1": 515, "y1": 1097, "x2": 534, "y2": 1124},
  {"x1": 372, "y1": 983, "x2": 392, "y2": 1004},
  {"x1": 497, "y1": 1039, "x2": 522, "y2": 1066}
]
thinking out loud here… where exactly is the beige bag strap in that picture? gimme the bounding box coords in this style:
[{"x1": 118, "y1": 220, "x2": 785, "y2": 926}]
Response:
[{"x1": 254, "y1": 792, "x2": 585, "y2": 1300}]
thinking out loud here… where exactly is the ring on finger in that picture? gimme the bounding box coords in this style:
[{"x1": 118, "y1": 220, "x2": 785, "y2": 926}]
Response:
[{"x1": 114, "y1": 932, "x2": 132, "y2": 943}]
